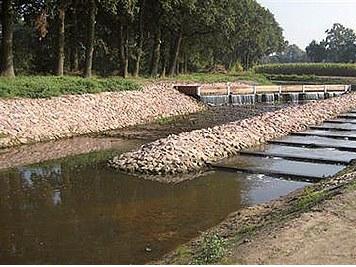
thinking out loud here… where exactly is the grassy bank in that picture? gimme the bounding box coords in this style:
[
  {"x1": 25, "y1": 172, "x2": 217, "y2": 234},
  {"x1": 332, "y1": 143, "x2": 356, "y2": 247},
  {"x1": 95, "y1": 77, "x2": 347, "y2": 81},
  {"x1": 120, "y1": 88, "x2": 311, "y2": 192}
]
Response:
[
  {"x1": 160, "y1": 72, "x2": 273, "y2": 85},
  {"x1": 0, "y1": 73, "x2": 272, "y2": 99},
  {"x1": 0, "y1": 76, "x2": 142, "y2": 98}
]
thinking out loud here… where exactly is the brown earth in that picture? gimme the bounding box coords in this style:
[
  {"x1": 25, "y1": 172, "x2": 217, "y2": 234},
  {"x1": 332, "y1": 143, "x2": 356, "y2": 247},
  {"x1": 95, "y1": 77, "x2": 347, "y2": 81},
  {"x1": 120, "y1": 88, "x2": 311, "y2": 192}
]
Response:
[{"x1": 228, "y1": 187, "x2": 356, "y2": 265}]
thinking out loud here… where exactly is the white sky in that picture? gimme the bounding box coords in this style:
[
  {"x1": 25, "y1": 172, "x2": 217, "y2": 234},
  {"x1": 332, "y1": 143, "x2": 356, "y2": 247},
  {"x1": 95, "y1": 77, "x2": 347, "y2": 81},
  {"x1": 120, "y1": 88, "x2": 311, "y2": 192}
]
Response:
[{"x1": 257, "y1": 0, "x2": 356, "y2": 50}]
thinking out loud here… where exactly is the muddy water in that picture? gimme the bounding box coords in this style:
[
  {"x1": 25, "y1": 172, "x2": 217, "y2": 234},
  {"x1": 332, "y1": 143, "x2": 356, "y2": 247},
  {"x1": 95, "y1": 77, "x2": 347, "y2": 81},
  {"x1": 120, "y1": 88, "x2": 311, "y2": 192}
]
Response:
[{"x1": 0, "y1": 137, "x2": 308, "y2": 264}]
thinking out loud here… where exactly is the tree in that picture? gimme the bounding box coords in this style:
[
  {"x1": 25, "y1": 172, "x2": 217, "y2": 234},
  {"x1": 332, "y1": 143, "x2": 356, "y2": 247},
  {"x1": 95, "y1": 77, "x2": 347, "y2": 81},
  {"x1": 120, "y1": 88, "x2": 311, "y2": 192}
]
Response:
[
  {"x1": 264, "y1": 44, "x2": 307, "y2": 63},
  {"x1": 1, "y1": 0, "x2": 16, "y2": 77},
  {"x1": 56, "y1": 0, "x2": 66, "y2": 76},
  {"x1": 306, "y1": 23, "x2": 356, "y2": 63},
  {"x1": 306, "y1": 40, "x2": 327, "y2": 62},
  {"x1": 84, "y1": 0, "x2": 96, "y2": 78}
]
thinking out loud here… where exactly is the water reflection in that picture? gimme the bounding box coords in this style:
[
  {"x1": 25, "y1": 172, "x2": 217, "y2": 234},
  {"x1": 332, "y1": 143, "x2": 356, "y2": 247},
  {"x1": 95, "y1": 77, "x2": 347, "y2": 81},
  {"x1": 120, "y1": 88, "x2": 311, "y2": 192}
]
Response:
[{"x1": 0, "y1": 150, "x2": 307, "y2": 264}]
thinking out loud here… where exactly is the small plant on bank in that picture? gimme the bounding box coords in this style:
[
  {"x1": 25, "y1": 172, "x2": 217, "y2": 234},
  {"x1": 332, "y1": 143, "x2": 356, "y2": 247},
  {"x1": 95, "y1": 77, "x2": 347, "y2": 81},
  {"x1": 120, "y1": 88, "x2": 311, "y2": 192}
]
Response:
[
  {"x1": 297, "y1": 187, "x2": 327, "y2": 210},
  {"x1": 156, "y1": 116, "x2": 176, "y2": 125},
  {"x1": 192, "y1": 233, "x2": 226, "y2": 264}
]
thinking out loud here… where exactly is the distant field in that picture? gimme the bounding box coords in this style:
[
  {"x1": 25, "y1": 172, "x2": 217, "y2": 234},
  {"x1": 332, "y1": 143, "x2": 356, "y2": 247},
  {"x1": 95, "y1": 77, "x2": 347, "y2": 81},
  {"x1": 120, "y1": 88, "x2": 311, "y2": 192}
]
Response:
[
  {"x1": 254, "y1": 63, "x2": 356, "y2": 77},
  {"x1": 264, "y1": 74, "x2": 356, "y2": 85}
]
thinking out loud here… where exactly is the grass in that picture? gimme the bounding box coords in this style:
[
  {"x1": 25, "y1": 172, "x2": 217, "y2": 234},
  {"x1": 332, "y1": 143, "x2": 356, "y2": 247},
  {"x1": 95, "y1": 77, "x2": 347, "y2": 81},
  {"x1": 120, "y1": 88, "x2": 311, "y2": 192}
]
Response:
[
  {"x1": 169, "y1": 72, "x2": 273, "y2": 85},
  {"x1": 296, "y1": 187, "x2": 328, "y2": 210},
  {"x1": 0, "y1": 76, "x2": 142, "y2": 98}
]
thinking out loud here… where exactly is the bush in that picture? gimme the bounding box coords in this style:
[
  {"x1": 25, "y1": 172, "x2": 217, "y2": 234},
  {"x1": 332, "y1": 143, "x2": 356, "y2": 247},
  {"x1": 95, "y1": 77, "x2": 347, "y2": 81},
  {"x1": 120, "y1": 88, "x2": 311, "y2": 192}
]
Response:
[
  {"x1": 193, "y1": 234, "x2": 226, "y2": 264},
  {"x1": 0, "y1": 76, "x2": 142, "y2": 98},
  {"x1": 254, "y1": 63, "x2": 356, "y2": 77}
]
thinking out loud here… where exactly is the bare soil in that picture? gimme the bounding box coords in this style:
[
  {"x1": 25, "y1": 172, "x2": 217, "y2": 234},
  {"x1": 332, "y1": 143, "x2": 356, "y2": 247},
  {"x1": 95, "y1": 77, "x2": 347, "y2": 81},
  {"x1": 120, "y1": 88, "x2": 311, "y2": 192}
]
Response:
[
  {"x1": 228, "y1": 188, "x2": 356, "y2": 264},
  {"x1": 159, "y1": 166, "x2": 356, "y2": 265}
]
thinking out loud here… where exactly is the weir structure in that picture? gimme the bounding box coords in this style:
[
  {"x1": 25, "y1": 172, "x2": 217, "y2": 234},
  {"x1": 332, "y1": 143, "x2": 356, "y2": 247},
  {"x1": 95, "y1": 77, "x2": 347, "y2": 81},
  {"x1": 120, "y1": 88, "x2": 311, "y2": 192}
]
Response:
[
  {"x1": 175, "y1": 83, "x2": 351, "y2": 105},
  {"x1": 212, "y1": 111, "x2": 356, "y2": 183}
]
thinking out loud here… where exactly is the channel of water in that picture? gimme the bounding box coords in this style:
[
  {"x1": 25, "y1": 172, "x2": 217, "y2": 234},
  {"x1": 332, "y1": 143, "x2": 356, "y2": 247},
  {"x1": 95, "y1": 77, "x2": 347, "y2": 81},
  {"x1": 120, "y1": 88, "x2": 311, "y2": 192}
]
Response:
[{"x1": 2, "y1": 105, "x2": 356, "y2": 264}]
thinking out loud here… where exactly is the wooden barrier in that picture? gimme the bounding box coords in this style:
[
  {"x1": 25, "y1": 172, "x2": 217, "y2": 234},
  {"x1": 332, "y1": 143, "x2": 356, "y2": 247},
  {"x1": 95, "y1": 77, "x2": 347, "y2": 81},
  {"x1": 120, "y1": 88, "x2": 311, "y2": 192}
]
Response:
[{"x1": 174, "y1": 84, "x2": 350, "y2": 97}]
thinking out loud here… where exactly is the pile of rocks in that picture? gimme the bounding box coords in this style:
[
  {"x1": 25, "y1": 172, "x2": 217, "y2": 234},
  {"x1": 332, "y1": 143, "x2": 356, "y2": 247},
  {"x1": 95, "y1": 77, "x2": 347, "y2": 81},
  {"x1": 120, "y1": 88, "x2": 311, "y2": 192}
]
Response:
[
  {"x1": 110, "y1": 93, "x2": 356, "y2": 178},
  {"x1": 0, "y1": 83, "x2": 204, "y2": 148}
]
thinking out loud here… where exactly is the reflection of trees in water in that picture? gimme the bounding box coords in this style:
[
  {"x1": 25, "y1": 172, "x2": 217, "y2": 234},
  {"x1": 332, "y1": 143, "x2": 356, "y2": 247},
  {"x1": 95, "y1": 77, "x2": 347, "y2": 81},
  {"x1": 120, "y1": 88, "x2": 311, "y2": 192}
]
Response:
[{"x1": 0, "y1": 157, "x2": 243, "y2": 264}]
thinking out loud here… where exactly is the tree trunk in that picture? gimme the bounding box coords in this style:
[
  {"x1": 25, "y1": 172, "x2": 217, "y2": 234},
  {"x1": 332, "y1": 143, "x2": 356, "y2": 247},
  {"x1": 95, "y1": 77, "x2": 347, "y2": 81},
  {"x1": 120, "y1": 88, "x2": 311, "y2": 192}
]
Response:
[
  {"x1": 184, "y1": 53, "x2": 188, "y2": 73},
  {"x1": 0, "y1": 0, "x2": 15, "y2": 78},
  {"x1": 133, "y1": 0, "x2": 145, "y2": 77},
  {"x1": 56, "y1": 4, "x2": 65, "y2": 76},
  {"x1": 119, "y1": 24, "x2": 129, "y2": 78},
  {"x1": 150, "y1": 26, "x2": 161, "y2": 77},
  {"x1": 84, "y1": 0, "x2": 96, "y2": 78},
  {"x1": 160, "y1": 41, "x2": 167, "y2": 78},
  {"x1": 168, "y1": 32, "x2": 182, "y2": 76},
  {"x1": 70, "y1": 3, "x2": 79, "y2": 72}
]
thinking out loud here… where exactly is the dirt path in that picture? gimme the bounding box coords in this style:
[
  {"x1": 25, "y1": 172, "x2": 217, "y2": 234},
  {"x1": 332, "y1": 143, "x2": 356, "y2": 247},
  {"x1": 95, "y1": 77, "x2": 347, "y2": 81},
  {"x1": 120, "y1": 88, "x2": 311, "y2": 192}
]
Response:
[{"x1": 228, "y1": 188, "x2": 356, "y2": 264}]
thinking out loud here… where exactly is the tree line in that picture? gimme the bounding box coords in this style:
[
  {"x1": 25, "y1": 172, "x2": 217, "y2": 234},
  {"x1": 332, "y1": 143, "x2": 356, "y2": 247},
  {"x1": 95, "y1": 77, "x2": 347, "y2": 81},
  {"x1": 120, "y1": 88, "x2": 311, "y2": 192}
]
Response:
[
  {"x1": 306, "y1": 23, "x2": 356, "y2": 63},
  {"x1": 0, "y1": 0, "x2": 285, "y2": 78}
]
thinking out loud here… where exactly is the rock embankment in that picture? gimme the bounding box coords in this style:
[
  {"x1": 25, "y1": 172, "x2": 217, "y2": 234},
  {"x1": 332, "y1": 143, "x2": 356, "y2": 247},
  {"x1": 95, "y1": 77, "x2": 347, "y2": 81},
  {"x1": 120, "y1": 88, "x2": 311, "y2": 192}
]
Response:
[
  {"x1": 0, "y1": 83, "x2": 204, "y2": 148},
  {"x1": 110, "y1": 92, "x2": 356, "y2": 178}
]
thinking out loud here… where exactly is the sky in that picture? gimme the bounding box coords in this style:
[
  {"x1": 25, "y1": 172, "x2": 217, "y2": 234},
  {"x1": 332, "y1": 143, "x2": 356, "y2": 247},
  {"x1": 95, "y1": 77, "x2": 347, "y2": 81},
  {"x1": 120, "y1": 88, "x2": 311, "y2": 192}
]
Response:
[{"x1": 257, "y1": 0, "x2": 356, "y2": 50}]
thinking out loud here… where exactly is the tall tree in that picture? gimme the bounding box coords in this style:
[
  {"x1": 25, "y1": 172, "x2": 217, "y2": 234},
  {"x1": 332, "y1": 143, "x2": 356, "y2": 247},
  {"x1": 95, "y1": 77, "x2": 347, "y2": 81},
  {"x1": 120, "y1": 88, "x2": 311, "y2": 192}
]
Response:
[
  {"x1": 84, "y1": 0, "x2": 96, "y2": 78},
  {"x1": 56, "y1": 0, "x2": 66, "y2": 76},
  {"x1": 1, "y1": 0, "x2": 15, "y2": 77},
  {"x1": 132, "y1": 0, "x2": 145, "y2": 77}
]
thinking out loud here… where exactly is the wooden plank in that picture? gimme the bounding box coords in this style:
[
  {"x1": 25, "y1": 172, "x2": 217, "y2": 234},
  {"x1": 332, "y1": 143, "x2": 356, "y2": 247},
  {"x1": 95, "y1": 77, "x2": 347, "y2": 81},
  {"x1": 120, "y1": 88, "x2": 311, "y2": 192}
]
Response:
[
  {"x1": 303, "y1": 85, "x2": 325, "y2": 92},
  {"x1": 230, "y1": 86, "x2": 254, "y2": 95},
  {"x1": 281, "y1": 85, "x2": 304, "y2": 92},
  {"x1": 268, "y1": 140, "x2": 356, "y2": 152},
  {"x1": 211, "y1": 164, "x2": 323, "y2": 183},
  {"x1": 310, "y1": 126, "x2": 355, "y2": 132},
  {"x1": 291, "y1": 131, "x2": 356, "y2": 141},
  {"x1": 255, "y1": 86, "x2": 280, "y2": 93},
  {"x1": 239, "y1": 151, "x2": 349, "y2": 165},
  {"x1": 324, "y1": 120, "x2": 356, "y2": 124}
]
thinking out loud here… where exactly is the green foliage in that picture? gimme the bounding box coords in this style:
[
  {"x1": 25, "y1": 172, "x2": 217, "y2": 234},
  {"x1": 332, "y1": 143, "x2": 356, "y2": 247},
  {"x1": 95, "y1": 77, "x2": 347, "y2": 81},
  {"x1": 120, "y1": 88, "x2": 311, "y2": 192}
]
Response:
[
  {"x1": 254, "y1": 63, "x2": 356, "y2": 77},
  {"x1": 229, "y1": 63, "x2": 244, "y2": 74},
  {"x1": 263, "y1": 44, "x2": 308, "y2": 64},
  {"x1": 155, "y1": 116, "x2": 176, "y2": 125},
  {"x1": 0, "y1": 76, "x2": 142, "y2": 98},
  {"x1": 306, "y1": 23, "x2": 356, "y2": 63},
  {"x1": 265, "y1": 74, "x2": 356, "y2": 85},
  {"x1": 193, "y1": 234, "x2": 226, "y2": 264},
  {"x1": 297, "y1": 188, "x2": 327, "y2": 210}
]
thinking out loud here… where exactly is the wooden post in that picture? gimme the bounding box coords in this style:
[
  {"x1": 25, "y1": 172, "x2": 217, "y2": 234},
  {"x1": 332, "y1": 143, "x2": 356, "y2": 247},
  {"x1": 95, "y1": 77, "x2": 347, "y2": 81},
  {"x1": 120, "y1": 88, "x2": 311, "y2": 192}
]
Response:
[
  {"x1": 227, "y1": 82, "x2": 231, "y2": 96},
  {"x1": 324, "y1": 85, "x2": 327, "y2": 93},
  {"x1": 302, "y1": 85, "x2": 305, "y2": 93},
  {"x1": 197, "y1": 86, "x2": 201, "y2": 96}
]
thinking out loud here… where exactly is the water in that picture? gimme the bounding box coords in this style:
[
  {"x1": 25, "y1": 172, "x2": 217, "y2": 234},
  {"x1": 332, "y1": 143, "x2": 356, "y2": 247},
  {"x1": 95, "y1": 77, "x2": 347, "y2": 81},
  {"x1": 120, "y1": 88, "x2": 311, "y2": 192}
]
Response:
[
  {"x1": 0, "y1": 138, "x2": 308, "y2": 264},
  {"x1": 200, "y1": 92, "x2": 337, "y2": 106},
  {"x1": 199, "y1": 95, "x2": 229, "y2": 106}
]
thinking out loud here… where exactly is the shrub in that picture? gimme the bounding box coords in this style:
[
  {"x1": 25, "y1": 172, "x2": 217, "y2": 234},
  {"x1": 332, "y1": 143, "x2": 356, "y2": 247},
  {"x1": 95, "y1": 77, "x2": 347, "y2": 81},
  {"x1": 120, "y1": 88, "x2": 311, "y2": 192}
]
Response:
[
  {"x1": 254, "y1": 63, "x2": 356, "y2": 77},
  {"x1": 193, "y1": 234, "x2": 226, "y2": 264}
]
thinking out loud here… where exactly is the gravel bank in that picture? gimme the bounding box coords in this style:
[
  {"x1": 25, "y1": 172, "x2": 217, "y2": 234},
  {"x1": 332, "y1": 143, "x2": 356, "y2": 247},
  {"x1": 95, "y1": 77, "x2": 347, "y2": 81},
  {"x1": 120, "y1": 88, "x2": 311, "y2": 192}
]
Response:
[
  {"x1": 110, "y1": 92, "x2": 356, "y2": 179},
  {"x1": 0, "y1": 83, "x2": 203, "y2": 148}
]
